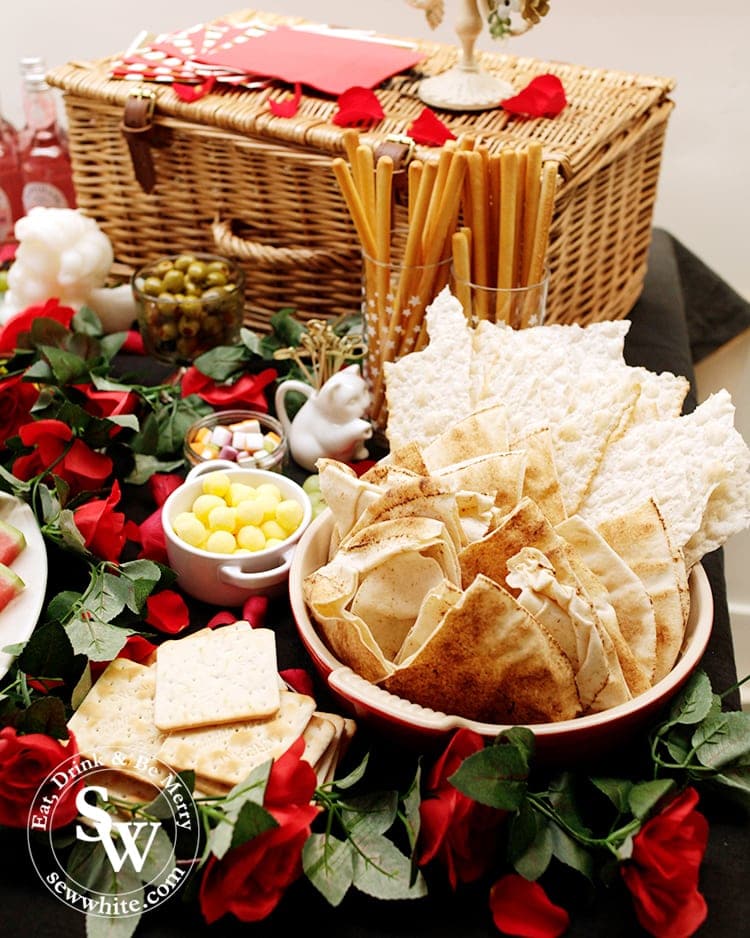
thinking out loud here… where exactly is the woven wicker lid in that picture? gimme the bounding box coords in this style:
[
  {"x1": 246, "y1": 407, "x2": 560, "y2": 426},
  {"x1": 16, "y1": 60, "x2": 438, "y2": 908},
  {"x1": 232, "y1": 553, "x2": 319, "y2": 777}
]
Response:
[{"x1": 47, "y1": 7, "x2": 674, "y2": 181}]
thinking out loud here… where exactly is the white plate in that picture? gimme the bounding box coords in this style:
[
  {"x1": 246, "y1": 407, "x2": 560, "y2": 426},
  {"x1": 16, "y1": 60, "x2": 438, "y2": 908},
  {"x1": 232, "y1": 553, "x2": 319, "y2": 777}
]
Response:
[{"x1": 0, "y1": 492, "x2": 48, "y2": 678}]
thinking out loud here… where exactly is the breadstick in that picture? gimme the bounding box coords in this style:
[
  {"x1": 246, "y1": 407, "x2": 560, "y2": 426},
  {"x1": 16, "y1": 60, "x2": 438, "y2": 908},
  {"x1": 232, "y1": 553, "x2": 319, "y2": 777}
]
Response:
[
  {"x1": 408, "y1": 159, "x2": 423, "y2": 225},
  {"x1": 496, "y1": 148, "x2": 519, "y2": 322},
  {"x1": 401, "y1": 151, "x2": 467, "y2": 357},
  {"x1": 514, "y1": 147, "x2": 527, "y2": 296},
  {"x1": 521, "y1": 159, "x2": 558, "y2": 327},
  {"x1": 467, "y1": 150, "x2": 490, "y2": 321},
  {"x1": 355, "y1": 143, "x2": 376, "y2": 222},
  {"x1": 521, "y1": 142, "x2": 543, "y2": 285},
  {"x1": 452, "y1": 229, "x2": 473, "y2": 322},
  {"x1": 422, "y1": 144, "x2": 456, "y2": 253},
  {"x1": 342, "y1": 128, "x2": 360, "y2": 166},
  {"x1": 487, "y1": 151, "x2": 501, "y2": 287},
  {"x1": 332, "y1": 157, "x2": 377, "y2": 260},
  {"x1": 374, "y1": 155, "x2": 394, "y2": 350}
]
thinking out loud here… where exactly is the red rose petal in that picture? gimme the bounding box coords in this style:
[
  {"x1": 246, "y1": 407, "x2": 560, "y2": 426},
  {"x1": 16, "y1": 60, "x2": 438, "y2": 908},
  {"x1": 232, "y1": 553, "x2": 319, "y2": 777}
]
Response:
[
  {"x1": 206, "y1": 611, "x2": 238, "y2": 629},
  {"x1": 501, "y1": 74, "x2": 567, "y2": 118},
  {"x1": 407, "y1": 107, "x2": 456, "y2": 147},
  {"x1": 146, "y1": 589, "x2": 190, "y2": 634},
  {"x1": 280, "y1": 669, "x2": 314, "y2": 697},
  {"x1": 333, "y1": 86, "x2": 385, "y2": 127},
  {"x1": 268, "y1": 83, "x2": 302, "y2": 118},
  {"x1": 242, "y1": 595, "x2": 268, "y2": 628},
  {"x1": 489, "y1": 874, "x2": 570, "y2": 938},
  {"x1": 173, "y1": 75, "x2": 216, "y2": 102}
]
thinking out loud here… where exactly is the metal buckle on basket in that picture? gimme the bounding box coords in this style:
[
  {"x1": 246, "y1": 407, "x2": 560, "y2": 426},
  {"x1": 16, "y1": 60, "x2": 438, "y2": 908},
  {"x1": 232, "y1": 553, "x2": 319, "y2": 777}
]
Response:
[{"x1": 375, "y1": 133, "x2": 416, "y2": 170}]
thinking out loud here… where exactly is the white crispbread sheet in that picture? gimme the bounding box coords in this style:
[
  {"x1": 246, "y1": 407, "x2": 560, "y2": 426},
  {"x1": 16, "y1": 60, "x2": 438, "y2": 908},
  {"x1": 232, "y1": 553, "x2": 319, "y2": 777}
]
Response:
[
  {"x1": 154, "y1": 623, "x2": 280, "y2": 731},
  {"x1": 157, "y1": 690, "x2": 316, "y2": 787},
  {"x1": 68, "y1": 660, "x2": 169, "y2": 785},
  {"x1": 384, "y1": 289, "x2": 474, "y2": 450},
  {"x1": 580, "y1": 389, "x2": 750, "y2": 566}
]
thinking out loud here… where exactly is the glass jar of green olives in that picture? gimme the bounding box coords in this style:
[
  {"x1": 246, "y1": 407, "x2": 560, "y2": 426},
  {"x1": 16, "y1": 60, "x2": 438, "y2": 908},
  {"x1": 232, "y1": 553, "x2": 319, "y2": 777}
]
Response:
[{"x1": 132, "y1": 253, "x2": 245, "y2": 364}]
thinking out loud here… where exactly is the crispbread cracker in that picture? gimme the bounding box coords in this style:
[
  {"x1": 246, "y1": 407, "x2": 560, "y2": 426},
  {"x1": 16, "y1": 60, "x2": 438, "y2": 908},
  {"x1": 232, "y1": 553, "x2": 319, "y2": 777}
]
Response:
[
  {"x1": 154, "y1": 623, "x2": 280, "y2": 731},
  {"x1": 580, "y1": 390, "x2": 750, "y2": 567},
  {"x1": 433, "y1": 451, "x2": 526, "y2": 515},
  {"x1": 157, "y1": 690, "x2": 316, "y2": 787},
  {"x1": 68, "y1": 659, "x2": 169, "y2": 784},
  {"x1": 384, "y1": 289, "x2": 474, "y2": 450}
]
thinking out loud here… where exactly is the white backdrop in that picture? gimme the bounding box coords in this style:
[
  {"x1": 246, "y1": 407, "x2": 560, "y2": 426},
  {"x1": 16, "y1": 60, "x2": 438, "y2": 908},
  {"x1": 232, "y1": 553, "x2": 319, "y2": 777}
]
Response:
[{"x1": 1, "y1": 0, "x2": 748, "y2": 300}]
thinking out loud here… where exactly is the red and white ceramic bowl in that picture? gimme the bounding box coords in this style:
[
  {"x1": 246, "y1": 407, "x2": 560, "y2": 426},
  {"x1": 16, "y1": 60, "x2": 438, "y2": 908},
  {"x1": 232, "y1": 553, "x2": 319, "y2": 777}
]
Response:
[{"x1": 288, "y1": 509, "x2": 714, "y2": 761}]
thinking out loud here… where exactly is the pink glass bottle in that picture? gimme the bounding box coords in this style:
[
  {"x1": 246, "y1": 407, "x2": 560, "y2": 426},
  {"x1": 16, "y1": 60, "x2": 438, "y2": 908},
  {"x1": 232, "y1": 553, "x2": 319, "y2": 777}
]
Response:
[
  {"x1": 0, "y1": 98, "x2": 23, "y2": 245},
  {"x1": 19, "y1": 65, "x2": 76, "y2": 213}
]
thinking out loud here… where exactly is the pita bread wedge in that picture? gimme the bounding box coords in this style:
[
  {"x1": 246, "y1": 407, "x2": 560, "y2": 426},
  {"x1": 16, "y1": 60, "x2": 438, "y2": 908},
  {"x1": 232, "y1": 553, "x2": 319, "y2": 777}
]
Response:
[
  {"x1": 304, "y1": 516, "x2": 461, "y2": 674},
  {"x1": 459, "y1": 496, "x2": 573, "y2": 591},
  {"x1": 361, "y1": 442, "x2": 428, "y2": 482},
  {"x1": 316, "y1": 458, "x2": 384, "y2": 549},
  {"x1": 505, "y1": 547, "x2": 623, "y2": 712},
  {"x1": 394, "y1": 579, "x2": 464, "y2": 665},
  {"x1": 421, "y1": 402, "x2": 510, "y2": 471},
  {"x1": 509, "y1": 427, "x2": 566, "y2": 525},
  {"x1": 344, "y1": 476, "x2": 467, "y2": 551},
  {"x1": 556, "y1": 514, "x2": 658, "y2": 682},
  {"x1": 565, "y1": 548, "x2": 651, "y2": 699},
  {"x1": 304, "y1": 560, "x2": 394, "y2": 682},
  {"x1": 383, "y1": 574, "x2": 580, "y2": 724},
  {"x1": 597, "y1": 499, "x2": 689, "y2": 683},
  {"x1": 433, "y1": 451, "x2": 526, "y2": 515}
]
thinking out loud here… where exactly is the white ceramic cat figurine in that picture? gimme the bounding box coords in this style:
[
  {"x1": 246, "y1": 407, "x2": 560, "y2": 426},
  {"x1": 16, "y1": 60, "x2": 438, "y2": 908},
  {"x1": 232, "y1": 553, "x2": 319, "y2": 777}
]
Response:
[{"x1": 275, "y1": 364, "x2": 373, "y2": 472}]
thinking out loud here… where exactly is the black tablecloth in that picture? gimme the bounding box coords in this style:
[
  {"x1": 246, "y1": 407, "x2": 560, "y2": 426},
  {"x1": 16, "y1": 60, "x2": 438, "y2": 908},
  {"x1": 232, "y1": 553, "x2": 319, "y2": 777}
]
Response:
[{"x1": 1, "y1": 229, "x2": 748, "y2": 937}]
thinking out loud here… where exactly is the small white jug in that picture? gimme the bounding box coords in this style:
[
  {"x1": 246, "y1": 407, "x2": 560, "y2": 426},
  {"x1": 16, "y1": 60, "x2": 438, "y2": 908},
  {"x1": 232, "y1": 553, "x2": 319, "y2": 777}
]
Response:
[{"x1": 274, "y1": 364, "x2": 373, "y2": 472}]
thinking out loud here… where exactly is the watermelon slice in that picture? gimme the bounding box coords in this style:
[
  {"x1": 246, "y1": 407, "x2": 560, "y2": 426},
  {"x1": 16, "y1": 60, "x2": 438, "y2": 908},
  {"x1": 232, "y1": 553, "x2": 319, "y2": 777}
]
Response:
[
  {"x1": 0, "y1": 519, "x2": 26, "y2": 566},
  {"x1": 0, "y1": 563, "x2": 25, "y2": 612}
]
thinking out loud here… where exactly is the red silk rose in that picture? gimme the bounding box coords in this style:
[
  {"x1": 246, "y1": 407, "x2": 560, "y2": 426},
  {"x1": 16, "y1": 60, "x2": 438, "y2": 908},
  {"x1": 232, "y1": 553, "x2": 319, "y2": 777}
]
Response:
[
  {"x1": 75, "y1": 385, "x2": 139, "y2": 421},
  {"x1": 0, "y1": 374, "x2": 39, "y2": 447},
  {"x1": 180, "y1": 367, "x2": 277, "y2": 410},
  {"x1": 199, "y1": 737, "x2": 319, "y2": 923},
  {"x1": 621, "y1": 787, "x2": 708, "y2": 938},
  {"x1": 0, "y1": 298, "x2": 76, "y2": 353},
  {"x1": 12, "y1": 419, "x2": 112, "y2": 495},
  {"x1": 0, "y1": 726, "x2": 81, "y2": 829},
  {"x1": 73, "y1": 480, "x2": 136, "y2": 561},
  {"x1": 145, "y1": 590, "x2": 190, "y2": 635},
  {"x1": 489, "y1": 874, "x2": 570, "y2": 938},
  {"x1": 418, "y1": 728, "x2": 504, "y2": 888}
]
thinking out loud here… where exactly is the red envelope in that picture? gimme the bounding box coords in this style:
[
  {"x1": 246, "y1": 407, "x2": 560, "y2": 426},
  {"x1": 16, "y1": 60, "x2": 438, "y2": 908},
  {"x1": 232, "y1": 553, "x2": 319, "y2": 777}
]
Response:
[{"x1": 195, "y1": 25, "x2": 424, "y2": 96}]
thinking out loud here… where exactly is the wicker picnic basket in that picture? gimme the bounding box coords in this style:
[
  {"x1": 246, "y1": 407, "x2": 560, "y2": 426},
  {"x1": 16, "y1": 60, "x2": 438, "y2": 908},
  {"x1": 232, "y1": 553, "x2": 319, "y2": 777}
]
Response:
[{"x1": 47, "y1": 8, "x2": 675, "y2": 333}]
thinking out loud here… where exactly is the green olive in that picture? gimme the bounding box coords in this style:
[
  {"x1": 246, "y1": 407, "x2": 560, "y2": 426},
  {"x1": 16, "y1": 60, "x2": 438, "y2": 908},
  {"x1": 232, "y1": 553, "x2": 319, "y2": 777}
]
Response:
[
  {"x1": 183, "y1": 279, "x2": 202, "y2": 297},
  {"x1": 205, "y1": 269, "x2": 227, "y2": 288},
  {"x1": 174, "y1": 254, "x2": 196, "y2": 272},
  {"x1": 162, "y1": 269, "x2": 185, "y2": 293},
  {"x1": 142, "y1": 276, "x2": 163, "y2": 297},
  {"x1": 157, "y1": 292, "x2": 178, "y2": 315},
  {"x1": 179, "y1": 295, "x2": 202, "y2": 317},
  {"x1": 187, "y1": 261, "x2": 208, "y2": 282},
  {"x1": 178, "y1": 316, "x2": 201, "y2": 338},
  {"x1": 154, "y1": 259, "x2": 173, "y2": 277},
  {"x1": 158, "y1": 322, "x2": 178, "y2": 342}
]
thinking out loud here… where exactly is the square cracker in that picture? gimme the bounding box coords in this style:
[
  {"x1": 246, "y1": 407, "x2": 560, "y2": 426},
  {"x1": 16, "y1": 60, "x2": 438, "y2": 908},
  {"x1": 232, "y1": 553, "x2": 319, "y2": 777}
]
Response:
[
  {"x1": 154, "y1": 623, "x2": 280, "y2": 731},
  {"x1": 157, "y1": 690, "x2": 316, "y2": 787},
  {"x1": 67, "y1": 659, "x2": 169, "y2": 785}
]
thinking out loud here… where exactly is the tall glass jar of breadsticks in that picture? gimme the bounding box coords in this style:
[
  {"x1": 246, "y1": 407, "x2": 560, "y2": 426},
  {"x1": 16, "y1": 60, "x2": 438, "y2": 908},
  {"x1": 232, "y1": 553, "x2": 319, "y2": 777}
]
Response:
[{"x1": 332, "y1": 132, "x2": 558, "y2": 434}]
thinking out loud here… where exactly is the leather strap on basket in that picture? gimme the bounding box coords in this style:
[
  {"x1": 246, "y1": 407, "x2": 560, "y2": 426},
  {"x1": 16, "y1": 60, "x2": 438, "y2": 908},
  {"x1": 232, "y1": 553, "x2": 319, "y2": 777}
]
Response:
[
  {"x1": 374, "y1": 133, "x2": 415, "y2": 202},
  {"x1": 120, "y1": 89, "x2": 157, "y2": 193}
]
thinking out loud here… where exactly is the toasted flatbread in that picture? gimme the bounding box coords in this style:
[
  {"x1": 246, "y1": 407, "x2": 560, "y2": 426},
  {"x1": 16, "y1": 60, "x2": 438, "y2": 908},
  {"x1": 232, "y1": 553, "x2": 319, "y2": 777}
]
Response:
[
  {"x1": 557, "y1": 514, "x2": 658, "y2": 682},
  {"x1": 383, "y1": 574, "x2": 581, "y2": 724},
  {"x1": 421, "y1": 402, "x2": 510, "y2": 471},
  {"x1": 597, "y1": 499, "x2": 689, "y2": 683}
]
